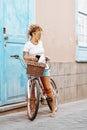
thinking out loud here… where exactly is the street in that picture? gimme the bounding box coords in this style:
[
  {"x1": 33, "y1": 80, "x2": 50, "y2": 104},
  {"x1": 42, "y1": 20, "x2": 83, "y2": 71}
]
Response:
[{"x1": 0, "y1": 99, "x2": 87, "y2": 130}]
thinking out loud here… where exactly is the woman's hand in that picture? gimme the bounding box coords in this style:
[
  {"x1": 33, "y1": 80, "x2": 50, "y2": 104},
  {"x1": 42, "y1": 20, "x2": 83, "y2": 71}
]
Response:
[
  {"x1": 23, "y1": 52, "x2": 38, "y2": 62},
  {"x1": 45, "y1": 56, "x2": 50, "y2": 62},
  {"x1": 31, "y1": 57, "x2": 38, "y2": 62}
]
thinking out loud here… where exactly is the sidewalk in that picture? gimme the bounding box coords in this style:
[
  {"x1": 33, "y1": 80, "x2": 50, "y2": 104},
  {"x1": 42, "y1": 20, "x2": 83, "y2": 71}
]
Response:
[{"x1": 0, "y1": 99, "x2": 87, "y2": 130}]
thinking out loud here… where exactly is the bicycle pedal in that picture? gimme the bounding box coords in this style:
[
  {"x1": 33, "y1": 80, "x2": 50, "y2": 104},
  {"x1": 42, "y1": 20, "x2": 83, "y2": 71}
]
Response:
[
  {"x1": 46, "y1": 97, "x2": 52, "y2": 102},
  {"x1": 40, "y1": 97, "x2": 46, "y2": 104}
]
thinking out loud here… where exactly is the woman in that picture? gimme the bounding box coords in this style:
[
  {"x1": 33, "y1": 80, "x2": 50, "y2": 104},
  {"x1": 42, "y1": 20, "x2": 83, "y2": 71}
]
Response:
[{"x1": 23, "y1": 24, "x2": 56, "y2": 117}]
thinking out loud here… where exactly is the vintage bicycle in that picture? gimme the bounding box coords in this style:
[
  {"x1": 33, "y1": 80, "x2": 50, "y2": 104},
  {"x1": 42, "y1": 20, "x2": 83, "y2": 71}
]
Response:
[{"x1": 11, "y1": 55, "x2": 58, "y2": 121}]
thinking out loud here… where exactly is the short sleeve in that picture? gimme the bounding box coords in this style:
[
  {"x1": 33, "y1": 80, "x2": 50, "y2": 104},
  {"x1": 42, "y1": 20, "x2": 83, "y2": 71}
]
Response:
[
  {"x1": 23, "y1": 42, "x2": 29, "y2": 52},
  {"x1": 40, "y1": 41, "x2": 45, "y2": 53}
]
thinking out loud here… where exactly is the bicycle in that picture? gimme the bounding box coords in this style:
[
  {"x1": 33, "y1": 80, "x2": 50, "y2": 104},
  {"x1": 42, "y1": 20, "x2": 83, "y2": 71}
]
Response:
[{"x1": 10, "y1": 55, "x2": 58, "y2": 121}]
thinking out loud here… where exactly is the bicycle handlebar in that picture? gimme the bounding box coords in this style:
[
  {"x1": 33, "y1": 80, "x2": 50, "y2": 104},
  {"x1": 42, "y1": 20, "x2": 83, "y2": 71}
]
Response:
[
  {"x1": 10, "y1": 54, "x2": 27, "y2": 69},
  {"x1": 45, "y1": 57, "x2": 50, "y2": 62},
  {"x1": 10, "y1": 54, "x2": 19, "y2": 59},
  {"x1": 10, "y1": 54, "x2": 50, "y2": 69}
]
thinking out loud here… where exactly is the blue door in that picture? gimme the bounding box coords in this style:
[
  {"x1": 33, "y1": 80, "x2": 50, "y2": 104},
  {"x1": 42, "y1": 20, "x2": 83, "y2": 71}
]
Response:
[{"x1": 0, "y1": 0, "x2": 35, "y2": 106}]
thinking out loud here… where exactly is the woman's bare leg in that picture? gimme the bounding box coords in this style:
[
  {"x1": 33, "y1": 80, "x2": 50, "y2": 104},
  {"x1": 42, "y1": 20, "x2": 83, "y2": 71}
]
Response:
[{"x1": 40, "y1": 76, "x2": 56, "y2": 116}]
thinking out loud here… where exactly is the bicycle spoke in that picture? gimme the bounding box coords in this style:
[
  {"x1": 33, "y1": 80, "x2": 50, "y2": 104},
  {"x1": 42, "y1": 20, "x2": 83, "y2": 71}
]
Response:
[
  {"x1": 47, "y1": 78, "x2": 58, "y2": 112},
  {"x1": 27, "y1": 79, "x2": 40, "y2": 121}
]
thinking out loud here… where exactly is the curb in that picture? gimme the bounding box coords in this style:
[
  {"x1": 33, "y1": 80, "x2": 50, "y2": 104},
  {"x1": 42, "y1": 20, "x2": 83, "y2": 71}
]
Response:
[{"x1": 0, "y1": 102, "x2": 27, "y2": 114}]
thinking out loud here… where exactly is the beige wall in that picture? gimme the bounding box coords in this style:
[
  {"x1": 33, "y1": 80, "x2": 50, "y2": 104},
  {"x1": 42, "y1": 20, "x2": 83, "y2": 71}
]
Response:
[
  {"x1": 50, "y1": 62, "x2": 87, "y2": 103},
  {"x1": 36, "y1": 0, "x2": 76, "y2": 62}
]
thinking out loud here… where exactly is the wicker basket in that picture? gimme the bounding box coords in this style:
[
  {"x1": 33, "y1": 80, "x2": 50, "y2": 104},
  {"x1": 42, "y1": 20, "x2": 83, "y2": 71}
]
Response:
[{"x1": 26, "y1": 61, "x2": 46, "y2": 77}]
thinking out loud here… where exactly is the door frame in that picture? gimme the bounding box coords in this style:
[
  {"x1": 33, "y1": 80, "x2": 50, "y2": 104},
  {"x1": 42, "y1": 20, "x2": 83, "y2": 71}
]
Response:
[{"x1": 0, "y1": 0, "x2": 5, "y2": 106}]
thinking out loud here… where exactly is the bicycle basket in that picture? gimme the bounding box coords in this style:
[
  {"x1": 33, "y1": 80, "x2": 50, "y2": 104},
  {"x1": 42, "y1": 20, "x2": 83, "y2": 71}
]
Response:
[{"x1": 26, "y1": 61, "x2": 46, "y2": 77}]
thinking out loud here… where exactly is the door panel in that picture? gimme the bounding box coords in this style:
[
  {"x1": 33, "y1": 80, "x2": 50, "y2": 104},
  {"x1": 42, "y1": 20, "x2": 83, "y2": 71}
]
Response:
[
  {"x1": 0, "y1": 0, "x2": 35, "y2": 105},
  {"x1": 3, "y1": 0, "x2": 29, "y2": 104},
  {"x1": 0, "y1": 0, "x2": 34, "y2": 104},
  {"x1": 4, "y1": 44, "x2": 27, "y2": 103},
  {"x1": 3, "y1": 0, "x2": 29, "y2": 43}
]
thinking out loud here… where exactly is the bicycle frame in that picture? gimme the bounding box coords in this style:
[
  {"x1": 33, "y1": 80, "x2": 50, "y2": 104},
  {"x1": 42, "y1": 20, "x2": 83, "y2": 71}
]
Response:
[
  {"x1": 27, "y1": 76, "x2": 46, "y2": 101},
  {"x1": 10, "y1": 54, "x2": 58, "y2": 120}
]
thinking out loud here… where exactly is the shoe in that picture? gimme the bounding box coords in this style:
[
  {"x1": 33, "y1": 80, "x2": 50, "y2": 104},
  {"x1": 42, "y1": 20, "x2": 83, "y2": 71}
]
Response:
[
  {"x1": 55, "y1": 107, "x2": 58, "y2": 112},
  {"x1": 50, "y1": 111, "x2": 56, "y2": 117}
]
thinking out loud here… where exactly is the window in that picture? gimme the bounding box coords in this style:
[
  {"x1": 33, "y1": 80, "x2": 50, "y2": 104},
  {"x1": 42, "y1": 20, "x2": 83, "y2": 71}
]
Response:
[
  {"x1": 76, "y1": 0, "x2": 87, "y2": 62},
  {"x1": 78, "y1": 12, "x2": 87, "y2": 47}
]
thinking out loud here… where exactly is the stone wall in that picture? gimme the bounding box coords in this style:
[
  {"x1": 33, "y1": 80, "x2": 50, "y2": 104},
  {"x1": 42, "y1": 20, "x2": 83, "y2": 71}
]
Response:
[{"x1": 50, "y1": 62, "x2": 87, "y2": 104}]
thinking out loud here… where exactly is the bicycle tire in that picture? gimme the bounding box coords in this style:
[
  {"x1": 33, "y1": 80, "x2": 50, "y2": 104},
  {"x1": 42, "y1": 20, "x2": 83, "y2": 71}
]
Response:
[
  {"x1": 47, "y1": 78, "x2": 58, "y2": 112},
  {"x1": 27, "y1": 79, "x2": 40, "y2": 121}
]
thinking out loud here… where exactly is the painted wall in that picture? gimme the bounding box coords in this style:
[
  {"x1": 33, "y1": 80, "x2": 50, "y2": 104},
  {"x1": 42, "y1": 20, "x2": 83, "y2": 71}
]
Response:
[{"x1": 36, "y1": 0, "x2": 76, "y2": 62}]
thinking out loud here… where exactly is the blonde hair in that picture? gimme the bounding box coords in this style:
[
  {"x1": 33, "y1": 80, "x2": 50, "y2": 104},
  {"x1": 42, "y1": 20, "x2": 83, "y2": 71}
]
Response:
[{"x1": 27, "y1": 24, "x2": 43, "y2": 38}]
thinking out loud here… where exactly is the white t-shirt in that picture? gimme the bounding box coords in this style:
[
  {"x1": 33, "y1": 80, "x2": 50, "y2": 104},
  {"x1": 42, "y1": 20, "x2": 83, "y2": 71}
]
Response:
[{"x1": 23, "y1": 40, "x2": 45, "y2": 63}]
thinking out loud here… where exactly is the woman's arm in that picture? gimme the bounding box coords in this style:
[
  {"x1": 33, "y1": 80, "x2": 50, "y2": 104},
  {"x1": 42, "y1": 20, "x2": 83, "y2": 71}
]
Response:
[{"x1": 23, "y1": 51, "x2": 37, "y2": 62}]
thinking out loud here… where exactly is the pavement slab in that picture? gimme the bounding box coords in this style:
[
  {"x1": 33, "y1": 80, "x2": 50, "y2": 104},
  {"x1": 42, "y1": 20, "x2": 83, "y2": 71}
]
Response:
[{"x1": 0, "y1": 99, "x2": 87, "y2": 130}]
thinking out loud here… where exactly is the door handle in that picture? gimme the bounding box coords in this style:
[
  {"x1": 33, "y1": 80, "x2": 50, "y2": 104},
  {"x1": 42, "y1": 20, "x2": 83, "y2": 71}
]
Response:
[
  {"x1": 3, "y1": 27, "x2": 6, "y2": 34},
  {"x1": 4, "y1": 36, "x2": 8, "y2": 40},
  {"x1": 3, "y1": 27, "x2": 9, "y2": 40}
]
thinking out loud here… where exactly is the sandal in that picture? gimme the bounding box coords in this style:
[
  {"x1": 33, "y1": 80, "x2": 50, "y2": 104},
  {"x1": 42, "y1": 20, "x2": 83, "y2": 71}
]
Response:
[{"x1": 50, "y1": 111, "x2": 56, "y2": 117}]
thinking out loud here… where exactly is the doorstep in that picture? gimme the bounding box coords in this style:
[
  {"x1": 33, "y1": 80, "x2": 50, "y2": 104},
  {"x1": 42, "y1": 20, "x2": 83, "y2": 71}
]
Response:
[{"x1": 0, "y1": 102, "x2": 27, "y2": 115}]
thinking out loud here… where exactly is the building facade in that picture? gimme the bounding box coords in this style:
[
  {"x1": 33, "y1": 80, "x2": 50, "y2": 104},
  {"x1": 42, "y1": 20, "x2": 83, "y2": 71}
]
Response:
[
  {"x1": 36, "y1": 0, "x2": 87, "y2": 103},
  {"x1": 0, "y1": 0, "x2": 87, "y2": 107}
]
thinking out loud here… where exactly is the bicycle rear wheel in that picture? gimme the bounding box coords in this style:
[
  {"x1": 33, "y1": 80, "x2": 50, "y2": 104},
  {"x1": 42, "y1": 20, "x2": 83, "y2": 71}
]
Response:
[
  {"x1": 27, "y1": 79, "x2": 40, "y2": 121},
  {"x1": 47, "y1": 78, "x2": 58, "y2": 112}
]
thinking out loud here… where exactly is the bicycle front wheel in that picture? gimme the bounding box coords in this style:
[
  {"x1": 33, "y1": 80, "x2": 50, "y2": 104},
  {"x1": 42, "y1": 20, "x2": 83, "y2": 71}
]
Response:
[
  {"x1": 27, "y1": 79, "x2": 40, "y2": 121},
  {"x1": 47, "y1": 78, "x2": 58, "y2": 112}
]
